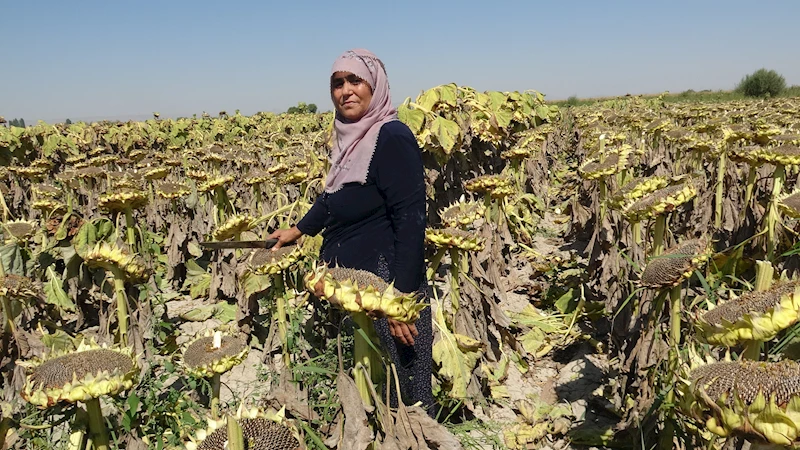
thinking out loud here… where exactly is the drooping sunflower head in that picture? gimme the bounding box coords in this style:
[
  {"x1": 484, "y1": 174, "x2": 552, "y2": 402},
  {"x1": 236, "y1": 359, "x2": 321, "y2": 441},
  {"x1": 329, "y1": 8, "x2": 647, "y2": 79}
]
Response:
[
  {"x1": 186, "y1": 406, "x2": 301, "y2": 450},
  {"x1": 750, "y1": 144, "x2": 800, "y2": 167},
  {"x1": 182, "y1": 330, "x2": 249, "y2": 379},
  {"x1": 3, "y1": 219, "x2": 37, "y2": 242},
  {"x1": 464, "y1": 174, "x2": 512, "y2": 195},
  {"x1": 244, "y1": 169, "x2": 271, "y2": 186},
  {"x1": 0, "y1": 274, "x2": 42, "y2": 300},
  {"x1": 211, "y1": 215, "x2": 257, "y2": 241},
  {"x1": 621, "y1": 182, "x2": 697, "y2": 222},
  {"x1": 610, "y1": 176, "x2": 670, "y2": 209},
  {"x1": 439, "y1": 199, "x2": 486, "y2": 228},
  {"x1": 640, "y1": 238, "x2": 712, "y2": 288},
  {"x1": 578, "y1": 145, "x2": 631, "y2": 180},
  {"x1": 19, "y1": 339, "x2": 138, "y2": 408},
  {"x1": 247, "y1": 246, "x2": 303, "y2": 275},
  {"x1": 198, "y1": 175, "x2": 235, "y2": 193},
  {"x1": 303, "y1": 263, "x2": 425, "y2": 323},
  {"x1": 687, "y1": 359, "x2": 800, "y2": 445},
  {"x1": 81, "y1": 242, "x2": 151, "y2": 283},
  {"x1": 155, "y1": 182, "x2": 191, "y2": 200},
  {"x1": 32, "y1": 199, "x2": 67, "y2": 215},
  {"x1": 698, "y1": 281, "x2": 800, "y2": 346},
  {"x1": 32, "y1": 184, "x2": 63, "y2": 199},
  {"x1": 425, "y1": 227, "x2": 485, "y2": 252},
  {"x1": 98, "y1": 189, "x2": 149, "y2": 212}
]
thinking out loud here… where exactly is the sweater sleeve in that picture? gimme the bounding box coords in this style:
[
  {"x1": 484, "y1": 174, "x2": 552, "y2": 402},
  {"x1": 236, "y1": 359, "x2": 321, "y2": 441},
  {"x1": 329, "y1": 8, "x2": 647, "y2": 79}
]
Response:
[
  {"x1": 374, "y1": 125, "x2": 427, "y2": 293},
  {"x1": 296, "y1": 194, "x2": 327, "y2": 237}
]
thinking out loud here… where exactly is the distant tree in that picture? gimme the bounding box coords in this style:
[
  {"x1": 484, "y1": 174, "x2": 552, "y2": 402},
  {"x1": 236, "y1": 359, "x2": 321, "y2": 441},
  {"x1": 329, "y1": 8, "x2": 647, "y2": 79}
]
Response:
[
  {"x1": 20, "y1": 118, "x2": 25, "y2": 127},
  {"x1": 286, "y1": 102, "x2": 318, "y2": 114},
  {"x1": 736, "y1": 68, "x2": 786, "y2": 98},
  {"x1": 9, "y1": 118, "x2": 25, "y2": 127},
  {"x1": 65, "y1": 118, "x2": 72, "y2": 124}
]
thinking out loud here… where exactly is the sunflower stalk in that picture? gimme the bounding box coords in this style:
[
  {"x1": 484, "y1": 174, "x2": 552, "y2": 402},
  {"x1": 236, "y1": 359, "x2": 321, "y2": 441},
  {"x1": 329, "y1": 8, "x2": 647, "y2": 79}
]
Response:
[
  {"x1": 351, "y1": 312, "x2": 384, "y2": 407},
  {"x1": 652, "y1": 214, "x2": 667, "y2": 257},
  {"x1": 123, "y1": 208, "x2": 136, "y2": 251},
  {"x1": 765, "y1": 164, "x2": 786, "y2": 261},
  {"x1": 270, "y1": 273, "x2": 290, "y2": 367},
  {"x1": 210, "y1": 373, "x2": 221, "y2": 420},
  {"x1": 714, "y1": 151, "x2": 727, "y2": 229},
  {"x1": 448, "y1": 248, "x2": 461, "y2": 314},
  {"x1": 741, "y1": 260, "x2": 775, "y2": 361},
  {"x1": 85, "y1": 398, "x2": 110, "y2": 450},
  {"x1": 110, "y1": 269, "x2": 129, "y2": 346},
  {"x1": 426, "y1": 247, "x2": 447, "y2": 281}
]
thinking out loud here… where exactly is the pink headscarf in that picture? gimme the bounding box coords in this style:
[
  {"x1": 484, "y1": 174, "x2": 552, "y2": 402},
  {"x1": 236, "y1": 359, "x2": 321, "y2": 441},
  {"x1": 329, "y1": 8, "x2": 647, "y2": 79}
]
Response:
[{"x1": 325, "y1": 49, "x2": 397, "y2": 193}]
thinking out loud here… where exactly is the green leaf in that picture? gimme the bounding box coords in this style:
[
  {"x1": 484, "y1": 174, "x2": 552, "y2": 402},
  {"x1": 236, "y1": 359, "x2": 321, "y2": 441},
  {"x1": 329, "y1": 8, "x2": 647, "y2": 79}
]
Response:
[
  {"x1": 417, "y1": 88, "x2": 440, "y2": 111},
  {"x1": 182, "y1": 259, "x2": 211, "y2": 299},
  {"x1": 180, "y1": 304, "x2": 217, "y2": 322},
  {"x1": 438, "y1": 84, "x2": 458, "y2": 107},
  {"x1": 213, "y1": 302, "x2": 237, "y2": 323},
  {"x1": 0, "y1": 243, "x2": 25, "y2": 275},
  {"x1": 429, "y1": 117, "x2": 461, "y2": 154},
  {"x1": 554, "y1": 288, "x2": 577, "y2": 314},
  {"x1": 240, "y1": 271, "x2": 272, "y2": 299},
  {"x1": 41, "y1": 328, "x2": 76, "y2": 353},
  {"x1": 44, "y1": 266, "x2": 76, "y2": 313},
  {"x1": 397, "y1": 104, "x2": 425, "y2": 134}
]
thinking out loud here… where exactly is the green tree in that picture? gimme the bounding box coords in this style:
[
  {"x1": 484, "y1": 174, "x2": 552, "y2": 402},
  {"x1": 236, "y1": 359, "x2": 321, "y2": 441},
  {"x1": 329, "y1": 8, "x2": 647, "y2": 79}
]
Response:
[
  {"x1": 286, "y1": 102, "x2": 318, "y2": 114},
  {"x1": 65, "y1": 118, "x2": 72, "y2": 124},
  {"x1": 736, "y1": 68, "x2": 786, "y2": 98}
]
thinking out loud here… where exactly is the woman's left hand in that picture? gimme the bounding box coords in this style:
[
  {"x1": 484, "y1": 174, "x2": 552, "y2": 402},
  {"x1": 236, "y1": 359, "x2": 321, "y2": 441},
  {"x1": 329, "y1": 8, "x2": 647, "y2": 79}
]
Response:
[{"x1": 387, "y1": 318, "x2": 418, "y2": 346}]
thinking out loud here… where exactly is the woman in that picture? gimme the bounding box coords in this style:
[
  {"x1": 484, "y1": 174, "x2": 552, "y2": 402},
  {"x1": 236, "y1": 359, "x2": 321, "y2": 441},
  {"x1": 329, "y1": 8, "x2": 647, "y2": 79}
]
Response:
[{"x1": 269, "y1": 48, "x2": 435, "y2": 416}]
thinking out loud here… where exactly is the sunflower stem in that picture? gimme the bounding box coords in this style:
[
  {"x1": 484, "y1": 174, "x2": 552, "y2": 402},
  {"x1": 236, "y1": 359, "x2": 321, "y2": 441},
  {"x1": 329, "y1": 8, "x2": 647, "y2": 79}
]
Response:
[
  {"x1": 448, "y1": 248, "x2": 461, "y2": 314},
  {"x1": 598, "y1": 177, "x2": 607, "y2": 226},
  {"x1": 352, "y1": 312, "x2": 383, "y2": 407},
  {"x1": 0, "y1": 416, "x2": 10, "y2": 449},
  {"x1": 211, "y1": 373, "x2": 221, "y2": 420},
  {"x1": 652, "y1": 214, "x2": 667, "y2": 257},
  {"x1": 123, "y1": 207, "x2": 136, "y2": 251},
  {"x1": 742, "y1": 341, "x2": 762, "y2": 361},
  {"x1": 755, "y1": 260, "x2": 774, "y2": 292},
  {"x1": 766, "y1": 164, "x2": 786, "y2": 261},
  {"x1": 272, "y1": 274, "x2": 290, "y2": 367},
  {"x1": 1, "y1": 295, "x2": 15, "y2": 337},
  {"x1": 426, "y1": 247, "x2": 447, "y2": 281},
  {"x1": 111, "y1": 270, "x2": 129, "y2": 346},
  {"x1": 743, "y1": 164, "x2": 758, "y2": 213},
  {"x1": 714, "y1": 151, "x2": 727, "y2": 229},
  {"x1": 85, "y1": 397, "x2": 110, "y2": 450}
]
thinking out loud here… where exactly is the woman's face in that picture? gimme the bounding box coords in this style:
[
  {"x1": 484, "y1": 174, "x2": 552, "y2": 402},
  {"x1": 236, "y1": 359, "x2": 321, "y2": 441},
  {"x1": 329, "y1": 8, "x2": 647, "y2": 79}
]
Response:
[{"x1": 331, "y1": 71, "x2": 373, "y2": 122}]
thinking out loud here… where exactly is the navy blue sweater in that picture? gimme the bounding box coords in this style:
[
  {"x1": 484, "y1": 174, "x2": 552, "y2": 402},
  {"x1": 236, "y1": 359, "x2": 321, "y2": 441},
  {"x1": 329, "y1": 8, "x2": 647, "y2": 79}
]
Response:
[{"x1": 296, "y1": 121, "x2": 427, "y2": 294}]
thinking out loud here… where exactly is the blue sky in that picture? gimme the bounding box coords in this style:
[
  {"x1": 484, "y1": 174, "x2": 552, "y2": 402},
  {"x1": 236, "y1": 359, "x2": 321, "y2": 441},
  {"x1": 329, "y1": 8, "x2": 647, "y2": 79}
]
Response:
[{"x1": 2, "y1": 0, "x2": 799, "y2": 123}]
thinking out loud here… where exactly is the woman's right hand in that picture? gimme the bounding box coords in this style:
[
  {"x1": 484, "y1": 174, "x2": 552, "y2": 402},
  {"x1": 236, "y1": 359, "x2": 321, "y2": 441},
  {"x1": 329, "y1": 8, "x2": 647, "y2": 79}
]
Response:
[{"x1": 268, "y1": 226, "x2": 303, "y2": 251}]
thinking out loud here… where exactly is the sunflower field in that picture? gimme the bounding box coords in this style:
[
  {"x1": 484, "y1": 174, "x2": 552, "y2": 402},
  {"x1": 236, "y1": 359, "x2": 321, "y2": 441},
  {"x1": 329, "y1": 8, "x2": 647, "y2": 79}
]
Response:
[{"x1": 2, "y1": 87, "x2": 800, "y2": 449}]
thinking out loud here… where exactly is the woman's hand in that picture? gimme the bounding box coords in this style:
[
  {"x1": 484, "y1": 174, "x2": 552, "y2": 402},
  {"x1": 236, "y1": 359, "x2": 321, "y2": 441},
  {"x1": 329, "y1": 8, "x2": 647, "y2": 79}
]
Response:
[
  {"x1": 268, "y1": 226, "x2": 303, "y2": 251},
  {"x1": 388, "y1": 318, "x2": 418, "y2": 346}
]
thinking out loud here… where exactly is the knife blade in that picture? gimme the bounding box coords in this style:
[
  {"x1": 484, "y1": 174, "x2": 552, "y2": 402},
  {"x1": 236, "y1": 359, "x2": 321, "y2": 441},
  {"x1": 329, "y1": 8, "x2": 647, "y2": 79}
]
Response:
[{"x1": 199, "y1": 239, "x2": 296, "y2": 250}]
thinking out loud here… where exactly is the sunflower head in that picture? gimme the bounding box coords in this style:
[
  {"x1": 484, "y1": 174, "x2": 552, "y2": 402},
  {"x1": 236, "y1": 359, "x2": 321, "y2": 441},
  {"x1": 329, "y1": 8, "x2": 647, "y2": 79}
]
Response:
[
  {"x1": 698, "y1": 281, "x2": 800, "y2": 346},
  {"x1": 621, "y1": 182, "x2": 697, "y2": 222},
  {"x1": 578, "y1": 145, "x2": 631, "y2": 180},
  {"x1": 425, "y1": 227, "x2": 485, "y2": 252},
  {"x1": 185, "y1": 405, "x2": 301, "y2": 450},
  {"x1": 198, "y1": 175, "x2": 235, "y2": 193},
  {"x1": 98, "y1": 189, "x2": 149, "y2": 212},
  {"x1": 303, "y1": 262, "x2": 425, "y2": 323},
  {"x1": 19, "y1": 339, "x2": 138, "y2": 408},
  {"x1": 182, "y1": 330, "x2": 249, "y2": 378},
  {"x1": 610, "y1": 176, "x2": 670, "y2": 209},
  {"x1": 464, "y1": 174, "x2": 511, "y2": 195},
  {"x1": 439, "y1": 199, "x2": 486, "y2": 228},
  {"x1": 211, "y1": 215, "x2": 257, "y2": 241},
  {"x1": 81, "y1": 242, "x2": 151, "y2": 283},
  {"x1": 640, "y1": 238, "x2": 712, "y2": 288},
  {"x1": 0, "y1": 274, "x2": 42, "y2": 300},
  {"x1": 686, "y1": 359, "x2": 800, "y2": 445},
  {"x1": 155, "y1": 182, "x2": 191, "y2": 200},
  {"x1": 247, "y1": 246, "x2": 303, "y2": 275},
  {"x1": 3, "y1": 220, "x2": 37, "y2": 242}
]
